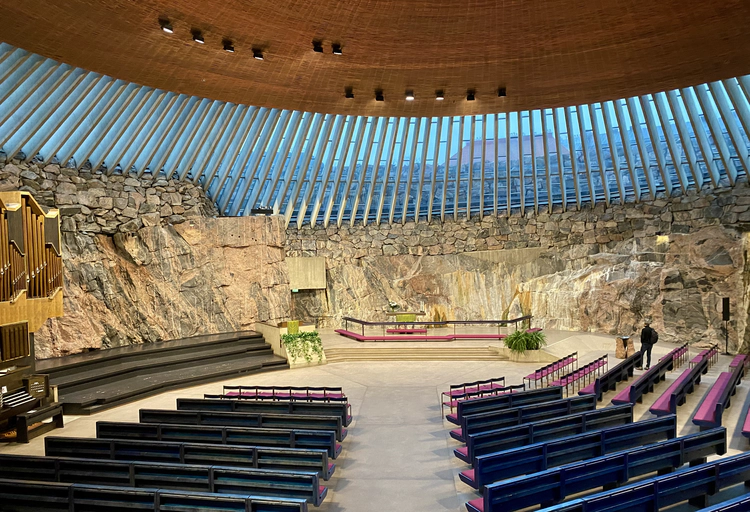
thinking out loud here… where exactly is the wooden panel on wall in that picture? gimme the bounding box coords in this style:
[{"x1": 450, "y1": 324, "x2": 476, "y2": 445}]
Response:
[{"x1": 287, "y1": 257, "x2": 327, "y2": 290}]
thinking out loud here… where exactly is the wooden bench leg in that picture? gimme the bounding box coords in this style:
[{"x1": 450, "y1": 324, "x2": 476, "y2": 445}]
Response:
[
  {"x1": 689, "y1": 494, "x2": 708, "y2": 508},
  {"x1": 690, "y1": 457, "x2": 707, "y2": 467},
  {"x1": 15, "y1": 416, "x2": 29, "y2": 444}
]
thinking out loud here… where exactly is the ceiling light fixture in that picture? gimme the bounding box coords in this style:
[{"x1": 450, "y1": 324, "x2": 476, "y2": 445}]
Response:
[
  {"x1": 159, "y1": 19, "x2": 174, "y2": 34},
  {"x1": 435, "y1": 90, "x2": 445, "y2": 101},
  {"x1": 253, "y1": 49, "x2": 264, "y2": 60},
  {"x1": 313, "y1": 40, "x2": 324, "y2": 53},
  {"x1": 405, "y1": 90, "x2": 415, "y2": 101},
  {"x1": 498, "y1": 87, "x2": 507, "y2": 97},
  {"x1": 345, "y1": 87, "x2": 354, "y2": 99},
  {"x1": 223, "y1": 40, "x2": 235, "y2": 53},
  {"x1": 192, "y1": 30, "x2": 204, "y2": 44},
  {"x1": 375, "y1": 90, "x2": 384, "y2": 102},
  {"x1": 467, "y1": 90, "x2": 475, "y2": 101},
  {"x1": 332, "y1": 43, "x2": 343, "y2": 55}
]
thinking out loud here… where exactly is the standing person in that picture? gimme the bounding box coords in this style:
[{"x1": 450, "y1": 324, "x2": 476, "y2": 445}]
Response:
[{"x1": 637, "y1": 321, "x2": 655, "y2": 370}]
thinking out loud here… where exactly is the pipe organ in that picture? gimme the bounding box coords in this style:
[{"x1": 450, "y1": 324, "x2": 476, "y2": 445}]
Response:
[{"x1": 0, "y1": 191, "x2": 63, "y2": 441}]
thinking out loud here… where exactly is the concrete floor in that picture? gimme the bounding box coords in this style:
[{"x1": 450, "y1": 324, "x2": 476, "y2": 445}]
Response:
[{"x1": 2, "y1": 331, "x2": 749, "y2": 511}]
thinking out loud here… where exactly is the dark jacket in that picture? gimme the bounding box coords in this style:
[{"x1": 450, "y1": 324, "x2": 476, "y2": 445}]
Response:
[{"x1": 641, "y1": 326, "x2": 654, "y2": 345}]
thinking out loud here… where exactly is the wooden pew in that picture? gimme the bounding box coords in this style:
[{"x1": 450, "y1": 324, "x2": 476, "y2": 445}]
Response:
[
  {"x1": 97, "y1": 421, "x2": 342, "y2": 459},
  {"x1": 451, "y1": 394, "x2": 597, "y2": 442},
  {"x1": 649, "y1": 354, "x2": 708, "y2": 416},
  {"x1": 465, "y1": 427, "x2": 727, "y2": 512},
  {"x1": 45, "y1": 436, "x2": 336, "y2": 480},
  {"x1": 139, "y1": 409, "x2": 347, "y2": 441},
  {"x1": 510, "y1": 450, "x2": 750, "y2": 512},
  {"x1": 0, "y1": 453, "x2": 328, "y2": 506},
  {"x1": 549, "y1": 355, "x2": 607, "y2": 396},
  {"x1": 610, "y1": 349, "x2": 674, "y2": 405},
  {"x1": 448, "y1": 386, "x2": 563, "y2": 425},
  {"x1": 443, "y1": 377, "x2": 506, "y2": 398},
  {"x1": 693, "y1": 360, "x2": 745, "y2": 430},
  {"x1": 459, "y1": 415, "x2": 677, "y2": 489},
  {"x1": 177, "y1": 397, "x2": 352, "y2": 427},
  {"x1": 0, "y1": 478, "x2": 309, "y2": 512},
  {"x1": 702, "y1": 493, "x2": 750, "y2": 511},
  {"x1": 456, "y1": 404, "x2": 633, "y2": 464},
  {"x1": 579, "y1": 351, "x2": 641, "y2": 401}
]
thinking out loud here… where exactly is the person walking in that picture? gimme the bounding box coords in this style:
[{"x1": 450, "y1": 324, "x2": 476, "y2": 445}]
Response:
[{"x1": 637, "y1": 321, "x2": 655, "y2": 370}]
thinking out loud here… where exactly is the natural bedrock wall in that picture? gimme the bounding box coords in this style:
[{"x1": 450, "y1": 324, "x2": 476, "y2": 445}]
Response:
[
  {"x1": 287, "y1": 183, "x2": 750, "y2": 353},
  {"x1": 0, "y1": 160, "x2": 290, "y2": 358}
]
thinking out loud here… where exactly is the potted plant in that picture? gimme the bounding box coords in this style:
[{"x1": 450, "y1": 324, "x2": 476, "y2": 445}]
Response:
[
  {"x1": 281, "y1": 330, "x2": 324, "y2": 364},
  {"x1": 503, "y1": 329, "x2": 547, "y2": 355}
]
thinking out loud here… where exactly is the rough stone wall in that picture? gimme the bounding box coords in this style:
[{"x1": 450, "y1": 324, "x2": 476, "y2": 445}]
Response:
[
  {"x1": 0, "y1": 160, "x2": 289, "y2": 358},
  {"x1": 286, "y1": 182, "x2": 750, "y2": 353}
]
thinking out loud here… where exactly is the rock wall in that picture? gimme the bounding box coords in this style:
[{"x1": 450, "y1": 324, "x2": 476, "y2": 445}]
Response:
[
  {"x1": 0, "y1": 161, "x2": 289, "y2": 358},
  {"x1": 286, "y1": 183, "x2": 750, "y2": 353}
]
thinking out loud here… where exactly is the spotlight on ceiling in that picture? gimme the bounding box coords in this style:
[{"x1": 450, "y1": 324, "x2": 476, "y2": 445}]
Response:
[
  {"x1": 345, "y1": 87, "x2": 354, "y2": 99},
  {"x1": 192, "y1": 30, "x2": 205, "y2": 44},
  {"x1": 435, "y1": 90, "x2": 445, "y2": 101},
  {"x1": 223, "y1": 39, "x2": 235, "y2": 53},
  {"x1": 313, "y1": 40, "x2": 324, "y2": 53},
  {"x1": 498, "y1": 87, "x2": 507, "y2": 97},
  {"x1": 375, "y1": 90, "x2": 384, "y2": 102},
  {"x1": 253, "y1": 49, "x2": 264, "y2": 60},
  {"x1": 467, "y1": 90, "x2": 476, "y2": 101},
  {"x1": 159, "y1": 19, "x2": 174, "y2": 34},
  {"x1": 405, "y1": 90, "x2": 415, "y2": 101},
  {"x1": 332, "y1": 43, "x2": 343, "y2": 55}
]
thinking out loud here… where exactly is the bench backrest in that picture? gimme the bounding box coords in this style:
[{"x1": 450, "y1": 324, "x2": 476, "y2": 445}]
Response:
[
  {"x1": 466, "y1": 404, "x2": 633, "y2": 461},
  {"x1": 177, "y1": 398, "x2": 351, "y2": 426},
  {"x1": 0, "y1": 453, "x2": 325, "y2": 506},
  {"x1": 456, "y1": 386, "x2": 563, "y2": 422},
  {"x1": 461, "y1": 394, "x2": 597, "y2": 437},
  {"x1": 523, "y1": 450, "x2": 750, "y2": 512},
  {"x1": 96, "y1": 421, "x2": 340, "y2": 458},
  {"x1": 481, "y1": 427, "x2": 727, "y2": 511},
  {"x1": 45, "y1": 436, "x2": 331, "y2": 477},
  {"x1": 0, "y1": 478, "x2": 309, "y2": 512},
  {"x1": 139, "y1": 409, "x2": 345, "y2": 440},
  {"x1": 472, "y1": 415, "x2": 677, "y2": 487}
]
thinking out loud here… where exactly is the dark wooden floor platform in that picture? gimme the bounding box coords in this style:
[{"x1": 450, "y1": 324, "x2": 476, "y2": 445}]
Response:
[{"x1": 37, "y1": 331, "x2": 288, "y2": 415}]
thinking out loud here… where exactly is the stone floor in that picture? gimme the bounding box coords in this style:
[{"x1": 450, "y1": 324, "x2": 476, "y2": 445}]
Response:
[{"x1": 2, "y1": 331, "x2": 749, "y2": 511}]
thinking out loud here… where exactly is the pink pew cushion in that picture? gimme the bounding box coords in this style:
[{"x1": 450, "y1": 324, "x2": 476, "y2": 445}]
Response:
[
  {"x1": 611, "y1": 385, "x2": 632, "y2": 405},
  {"x1": 693, "y1": 372, "x2": 732, "y2": 425},
  {"x1": 467, "y1": 497, "x2": 485, "y2": 512}
]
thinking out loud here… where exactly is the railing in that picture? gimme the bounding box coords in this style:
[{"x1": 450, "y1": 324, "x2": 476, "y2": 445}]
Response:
[{"x1": 342, "y1": 315, "x2": 533, "y2": 336}]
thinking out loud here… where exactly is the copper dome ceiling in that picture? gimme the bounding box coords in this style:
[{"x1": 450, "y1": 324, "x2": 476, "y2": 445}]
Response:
[{"x1": 1, "y1": 0, "x2": 750, "y2": 117}]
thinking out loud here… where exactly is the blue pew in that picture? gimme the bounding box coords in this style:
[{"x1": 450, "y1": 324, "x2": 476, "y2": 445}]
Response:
[
  {"x1": 579, "y1": 351, "x2": 641, "y2": 401},
  {"x1": 610, "y1": 351, "x2": 673, "y2": 405},
  {"x1": 0, "y1": 478, "x2": 309, "y2": 512},
  {"x1": 456, "y1": 404, "x2": 633, "y2": 463},
  {"x1": 518, "y1": 450, "x2": 750, "y2": 512},
  {"x1": 649, "y1": 355, "x2": 708, "y2": 416},
  {"x1": 702, "y1": 493, "x2": 750, "y2": 511},
  {"x1": 97, "y1": 421, "x2": 343, "y2": 459},
  {"x1": 451, "y1": 394, "x2": 597, "y2": 442},
  {"x1": 460, "y1": 415, "x2": 677, "y2": 489},
  {"x1": 178, "y1": 397, "x2": 352, "y2": 426},
  {"x1": 139, "y1": 408, "x2": 347, "y2": 441},
  {"x1": 465, "y1": 427, "x2": 726, "y2": 511},
  {"x1": 694, "y1": 360, "x2": 745, "y2": 430},
  {"x1": 0, "y1": 453, "x2": 329, "y2": 506},
  {"x1": 448, "y1": 386, "x2": 563, "y2": 425},
  {"x1": 45, "y1": 435, "x2": 336, "y2": 480}
]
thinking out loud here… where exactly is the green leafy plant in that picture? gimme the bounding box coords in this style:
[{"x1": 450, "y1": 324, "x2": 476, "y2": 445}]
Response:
[
  {"x1": 503, "y1": 329, "x2": 547, "y2": 354},
  {"x1": 281, "y1": 330, "x2": 324, "y2": 363}
]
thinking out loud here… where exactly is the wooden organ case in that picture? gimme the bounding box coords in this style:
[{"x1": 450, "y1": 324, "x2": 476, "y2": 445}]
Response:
[{"x1": 0, "y1": 192, "x2": 64, "y2": 442}]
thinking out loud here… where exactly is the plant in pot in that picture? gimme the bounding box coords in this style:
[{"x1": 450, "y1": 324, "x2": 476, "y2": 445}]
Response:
[
  {"x1": 503, "y1": 329, "x2": 547, "y2": 355},
  {"x1": 281, "y1": 330, "x2": 324, "y2": 364}
]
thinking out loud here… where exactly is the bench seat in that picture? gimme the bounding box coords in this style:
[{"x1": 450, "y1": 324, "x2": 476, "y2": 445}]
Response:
[
  {"x1": 693, "y1": 372, "x2": 732, "y2": 427},
  {"x1": 467, "y1": 497, "x2": 485, "y2": 512},
  {"x1": 649, "y1": 367, "x2": 696, "y2": 415},
  {"x1": 730, "y1": 354, "x2": 747, "y2": 368}
]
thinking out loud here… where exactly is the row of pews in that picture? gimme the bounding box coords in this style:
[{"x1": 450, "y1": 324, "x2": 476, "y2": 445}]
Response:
[
  {"x1": 444, "y1": 345, "x2": 750, "y2": 512},
  {"x1": 0, "y1": 385, "x2": 352, "y2": 511}
]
